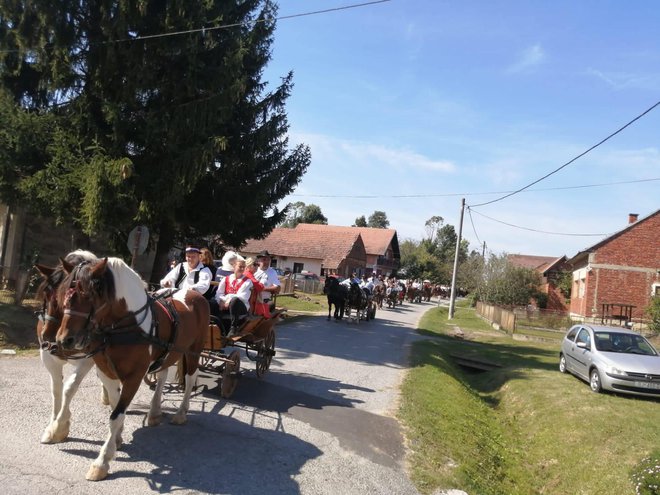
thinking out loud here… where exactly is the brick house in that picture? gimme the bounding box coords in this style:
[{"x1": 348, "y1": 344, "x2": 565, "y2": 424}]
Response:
[
  {"x1": 567, "y1": 211, "x2": 660, "y2": 325},
  {"x1": 507, "y1": 254, "x2": 570, "y2": 310},
  {"x1": 241, "y1": 226, "x2": 367, "y2": 277}
]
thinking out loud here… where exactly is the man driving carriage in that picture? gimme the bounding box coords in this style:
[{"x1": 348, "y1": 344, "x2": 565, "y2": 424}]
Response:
[{"x1": 159, "y1": 244, "x2": 213, "y2": 295}]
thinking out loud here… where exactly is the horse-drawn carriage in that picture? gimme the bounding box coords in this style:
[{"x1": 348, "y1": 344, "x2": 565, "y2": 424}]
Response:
[
  {"x1": 197, "y1": 309, "x2": 283, "y2": 398},
  {"x1": 324, "y1": 276, "x2": 376, "y2": 323},
  {"x1": 36, "y1": 255, "x2": 285, "y2": 480}
]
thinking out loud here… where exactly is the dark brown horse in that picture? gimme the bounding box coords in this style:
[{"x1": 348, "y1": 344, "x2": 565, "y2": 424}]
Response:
[
  {"x1": 56, "y1": 257, "x2": 209, "y2": 481},
  {"x1": 34, "y1": 250, "x2": 112, "y2": 444},
  {"x1": 323, "y1": 276, "x2": 348, "y2": 320}
]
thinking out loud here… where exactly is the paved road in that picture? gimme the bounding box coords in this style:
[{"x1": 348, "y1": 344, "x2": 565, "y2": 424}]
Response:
[{"x1": 0, "y1": 299, "x2": 439, "y2": 494}]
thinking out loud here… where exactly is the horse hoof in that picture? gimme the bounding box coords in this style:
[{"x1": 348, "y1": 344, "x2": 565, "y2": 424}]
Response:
[
  {"x1": 41, "y1": 421, "x2": 70, "y2": 444},
  {"x1": 170, "y1": 414, "x2": 187, "y2": 425},
  {"x1": 147, "y1": 414, "x2": 162, "y2": 427},
  {"x1": 86, "y1": 465, "x2": 109, "y2": 481}
]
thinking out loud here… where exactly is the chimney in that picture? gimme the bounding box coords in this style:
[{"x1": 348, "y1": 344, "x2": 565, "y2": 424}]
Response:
[{"x1": 628, "y1": 213, "x2": 639, "y2": 224}]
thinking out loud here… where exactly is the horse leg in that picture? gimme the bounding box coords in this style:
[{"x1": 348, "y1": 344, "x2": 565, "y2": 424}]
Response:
[
  {"x1": 171, "y1": 354, "x2": 199, "y2": 425},
  {"x1": 96, "y1": 370, "x2": 122, "y2": 446},
  {"x1": 40, "y1": 350, "x2": 65, "y2": 443},
  {"x1": 86, "y1": 374, "x2": 141, "y2": 482},
  {"x1": 146, "y1": 368, "x2": 169, "y2": 426}
]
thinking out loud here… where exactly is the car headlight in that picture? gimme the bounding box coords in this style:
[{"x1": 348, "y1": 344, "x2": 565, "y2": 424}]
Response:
[{"x1": 606, "y1": 365, "x2": 625, "y2": 376}]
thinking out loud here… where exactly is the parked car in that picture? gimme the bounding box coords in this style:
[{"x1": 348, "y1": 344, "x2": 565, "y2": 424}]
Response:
[{"x1": 559, "y1": 324, "x2": 660, "y2": 398}]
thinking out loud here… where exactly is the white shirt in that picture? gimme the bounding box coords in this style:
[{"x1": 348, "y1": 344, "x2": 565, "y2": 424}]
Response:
[
  {"x1": 160, "y1": 262, "x2": 212, "y2": 295},
  {"x1": 254, "y1": 266, "x2": 280, "y2": 302},
  {"x1": 360, "y1": 280, "x2": 374, "y2": 291},
  {"x1": 215, "y1": 274, "x2": 253, "y2": 308}
]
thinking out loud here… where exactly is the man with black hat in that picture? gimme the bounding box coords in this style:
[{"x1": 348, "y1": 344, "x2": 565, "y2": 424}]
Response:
[
  {"x1": 160, "y1": 244, "x2": 213, "y2": 295},
  {"x1": 254, "y1": 250, "x2": 281, "y2": 312}
]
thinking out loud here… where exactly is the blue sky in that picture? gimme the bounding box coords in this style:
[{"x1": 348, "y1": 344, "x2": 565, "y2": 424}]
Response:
[{"x1": 264, "y1": 0, "x2": 659, "y2": 258}]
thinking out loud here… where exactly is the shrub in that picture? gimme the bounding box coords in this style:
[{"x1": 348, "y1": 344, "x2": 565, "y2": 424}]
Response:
[{"x1": 645, "y1": 297, "x2": 660, "y2": 334}]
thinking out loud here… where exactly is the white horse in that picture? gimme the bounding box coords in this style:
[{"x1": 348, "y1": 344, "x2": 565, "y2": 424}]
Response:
[{"x1": 35, "y1": 250, "x2": 118, "y2": 444}]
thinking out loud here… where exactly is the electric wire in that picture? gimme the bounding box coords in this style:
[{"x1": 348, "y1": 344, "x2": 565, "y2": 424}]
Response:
[
  {"x1": 0, "y1": 1, "x2": 391, "y2": 53},
  {"x1": 467, "y1": 207, "x2": 482, "y2": 245},
  {"x1": 467, "y1": 207, "x2": 610, "y2": 236},
  {"x1": 469, "y1": 99, "x2": 660, "y2": 208},
  {"x1": 290, "y1": 177, "x2": 660, "y2": 199}
]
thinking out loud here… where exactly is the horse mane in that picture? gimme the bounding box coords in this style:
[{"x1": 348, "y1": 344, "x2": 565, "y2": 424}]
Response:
[
  {"x1": 37, "y1": 250, "x2": 98, "y2": 299},
  {"x1": 104, "y1": 258, "x2": 148, "y2": 314}
]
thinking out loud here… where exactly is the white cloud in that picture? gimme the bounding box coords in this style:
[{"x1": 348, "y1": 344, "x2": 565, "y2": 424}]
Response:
[
  {"x1": 291, "y1": 132, "x2": 456, "y2": 172},
  {"x1": 586, "y1": 68, "x2": 660, "y2": 91},
  {"x1": 507, "y1": 44, "x2": 545, "y2": 73}
]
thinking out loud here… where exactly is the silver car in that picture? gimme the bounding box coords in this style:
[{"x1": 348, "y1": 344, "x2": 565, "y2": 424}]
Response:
[{"x1": 559, "y1": 324, "x2": 660, "y2": 398}]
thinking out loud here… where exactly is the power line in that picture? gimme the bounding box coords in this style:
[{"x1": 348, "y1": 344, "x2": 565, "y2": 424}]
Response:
[
  {"x1": 466, "y1": 207, "x2": 482, "y2": 245},
  {"x1": 290, "y1": 177, "x2": 660, "y2": 199},
  {"x1": 469, "y1": 100, "x2": 660, "y2": 208},
  {"x1": 467, "y1": 207, "x2": 609, "y2": 236},
  {"x1": 0, "y1": 1, "x2": 391, "y2": 53}
]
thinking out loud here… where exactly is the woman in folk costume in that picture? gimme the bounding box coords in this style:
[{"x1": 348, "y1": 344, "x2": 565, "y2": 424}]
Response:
[
  {"x1": 244, "y1": 257, "x2": 270, "y2": 318},
  {"x1": 212, "y1": 255, "x2": 253, "y2": 337}
]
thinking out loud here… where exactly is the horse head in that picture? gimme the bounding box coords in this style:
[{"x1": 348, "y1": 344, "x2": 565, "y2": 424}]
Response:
[
  {"x1": 323, "y1": 276, "x2": 337, "y2": 295},
  {"x1": 56, "y1": 258, "x2": 115, "y2": 351},
  {"x1": 35, "y1": 251, "x2": 98, "y2": 349}
]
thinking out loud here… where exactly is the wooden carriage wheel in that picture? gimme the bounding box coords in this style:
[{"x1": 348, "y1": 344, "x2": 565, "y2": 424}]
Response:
[
  {"x1": 255, "y1": 329, "x2": 276, "y2": 378},
  {"x1": 221, "y1": 350, "x2": 241, "y2": 399}
]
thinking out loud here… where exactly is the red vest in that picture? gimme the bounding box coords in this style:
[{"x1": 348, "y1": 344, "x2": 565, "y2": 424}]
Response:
[{"x1": 227, "y1": 275, "x2": 247, "y2": 295}]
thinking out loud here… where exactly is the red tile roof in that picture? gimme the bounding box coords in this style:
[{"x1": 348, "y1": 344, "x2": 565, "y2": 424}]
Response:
[
  {"x1": 294, "y1": 224, "x2": 398, "y2": 257},
  {"x1": 507, "y1": 254, "x2": 565, "y2": 273},
  {"x1": 241, "y1": 227, "x2": 366, "y2": 270}
]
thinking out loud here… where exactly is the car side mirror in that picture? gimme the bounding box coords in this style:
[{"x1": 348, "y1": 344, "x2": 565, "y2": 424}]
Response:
[{"x1": 576, "y1": 341, "x2": 590, "y2": 350}]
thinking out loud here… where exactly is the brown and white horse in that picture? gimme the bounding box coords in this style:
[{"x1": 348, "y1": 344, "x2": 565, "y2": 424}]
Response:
[
  {"x1": 56, "y1": 257, "x2": 209, "y2": 481},
  {"x1": 35, "y1": 250, "x2": 115, "y2": 444}
]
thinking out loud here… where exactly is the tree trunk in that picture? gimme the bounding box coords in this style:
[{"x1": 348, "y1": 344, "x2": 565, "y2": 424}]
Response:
[{"x1": 150, "y1": 220, "x2": 174, "y2": 285}]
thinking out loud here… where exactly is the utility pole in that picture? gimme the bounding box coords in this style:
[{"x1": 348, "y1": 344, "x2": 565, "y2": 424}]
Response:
[
  {"x1": 448, "y1": 198, "x2": 465, "y2": 319},
  {"x1": 482, "y1": 241, "x2": 487, "y2": 258}
]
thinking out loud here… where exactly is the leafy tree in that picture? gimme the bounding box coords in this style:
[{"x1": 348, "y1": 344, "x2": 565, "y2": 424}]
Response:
[
  {"x1": 353, "y1": 215, "x2": 367, "y2": 227},
  {"x1": 424, "y1": 215, "x2": 444, "y2": 244},
  {"x1": 280, "y1": 202, "x2": 327, "y2": 227},
  {"x1": 0, "y1": 1, "x2": 310, "y2": 281},
  {"x1": 367, "y1": 210, "x2": 389, "y2": 228},
  {"x1": 474, "y1": 253, "x2": 542, "y2": 307}
]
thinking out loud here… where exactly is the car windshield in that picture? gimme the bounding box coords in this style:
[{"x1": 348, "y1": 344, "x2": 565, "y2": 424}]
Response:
[{"x1": 594, "y1": 331, "x2": 658, "y2": 356}]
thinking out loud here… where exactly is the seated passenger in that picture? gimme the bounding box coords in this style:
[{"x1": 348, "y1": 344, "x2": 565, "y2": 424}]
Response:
[
  {"x1": 360, "y1": 274, "x2": 374, "y2": 296},
  {"x1": 159, "y1": 244, "x2": 212, "y2": 296},
  {"x1": 244, "y1": 257, "x2": 269, "y2": 317},
  {"x1": 210, "y1": 256, "x2": 253, "y2": 337},
  {"x1": 199, "y1": 248, "x2": 218, "y2": 300},
  {"x1": 254, "y1": 250, "x2": 281, "y2": 315}
]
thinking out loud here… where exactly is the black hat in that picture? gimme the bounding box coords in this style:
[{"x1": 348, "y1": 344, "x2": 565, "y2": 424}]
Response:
[
  {"x1": 185, "y1": 245, "x2": 201, "y2": 253},
  {"x1": 257, "y1": 250, "x2": 272, "y2": 258}
]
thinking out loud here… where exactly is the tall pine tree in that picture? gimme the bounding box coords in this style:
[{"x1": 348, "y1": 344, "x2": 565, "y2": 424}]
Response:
[{"x1": 0, "y1": 1, "x2": 310, "y2": 280}]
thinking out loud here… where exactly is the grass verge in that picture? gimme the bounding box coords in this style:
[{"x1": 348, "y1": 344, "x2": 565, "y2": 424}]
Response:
[
  {"x1": 400, "y1": 303, "x2": 660, "y2": 495},
  {"x1": 277, "y1": 292, "x2": 328, "y2": 313}
]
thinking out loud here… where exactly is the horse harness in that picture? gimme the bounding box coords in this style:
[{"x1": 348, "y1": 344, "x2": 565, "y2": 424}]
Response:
[{"x1": 61, "y1": 262, "x2": 182, "y2": 370}]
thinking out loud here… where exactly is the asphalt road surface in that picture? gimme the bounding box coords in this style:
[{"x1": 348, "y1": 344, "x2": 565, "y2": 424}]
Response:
[{"x1": 0, "y1": 299, "x2": 439, "y2": 495}]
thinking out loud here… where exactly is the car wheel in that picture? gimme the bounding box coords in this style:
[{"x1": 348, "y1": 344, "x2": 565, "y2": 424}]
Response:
[
  {"x1": 559, "y1": 354, "x2": 567, "y2": 373},
  {"x1": 590, "y1": 368, "x2": 602, "y2": 393}
]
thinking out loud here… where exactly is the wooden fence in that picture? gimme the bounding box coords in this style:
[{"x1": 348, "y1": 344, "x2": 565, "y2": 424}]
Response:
[{"x1": 476, "y1": 301, "x2": 517, "y2": 333}]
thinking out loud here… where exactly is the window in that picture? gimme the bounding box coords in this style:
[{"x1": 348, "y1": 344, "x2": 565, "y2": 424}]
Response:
[
  {"x1": 576, "y1": 328, "x2": 591, "y2": 348},
  {"x1": 566, "y1": 327, "x2": 579, "y2": 342},
  {"x1": 578, "y1": 278, "x2": 586, "y2": 298},
  {"x1": 293, "y1": 262, "x2": 304, "y2": 274}
]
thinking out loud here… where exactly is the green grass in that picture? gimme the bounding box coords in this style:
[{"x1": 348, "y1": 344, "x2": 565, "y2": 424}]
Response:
[
  {"x1": 400, "y1": 305, "x2": 660, "y2": 495},
  {"x1": 276, "y1": 292, "x2": 328, "y2": 313}
]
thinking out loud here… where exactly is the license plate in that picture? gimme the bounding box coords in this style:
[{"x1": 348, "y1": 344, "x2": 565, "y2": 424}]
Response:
[{"x1": 634, "y1": 381, "x2": 660, "y2": 390}]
